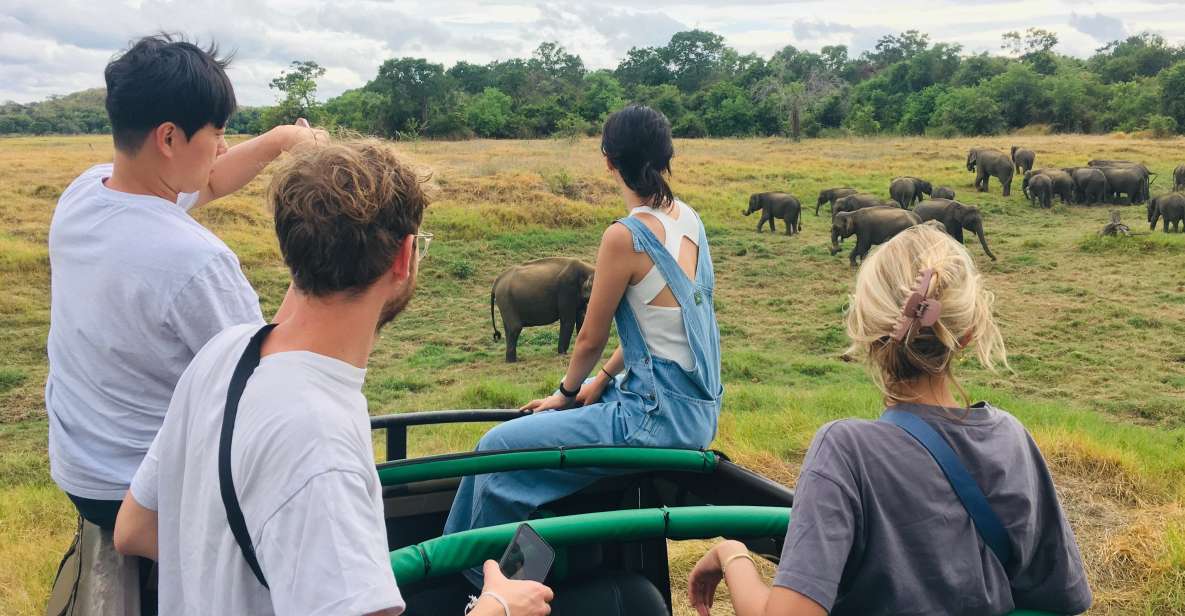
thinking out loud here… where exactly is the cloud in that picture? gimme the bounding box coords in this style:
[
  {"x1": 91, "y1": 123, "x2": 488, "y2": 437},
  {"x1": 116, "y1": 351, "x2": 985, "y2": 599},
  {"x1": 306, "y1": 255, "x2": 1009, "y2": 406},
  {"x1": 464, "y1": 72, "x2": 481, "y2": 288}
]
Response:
[
  {"x1": 791, "y1": 20, "x2": 857, "y2": 40},
  {"x1": 1, "y1": 0, "x2": 1183, "y2": 105},
  {"x1": 1069, "y1": 12, "x2": 1128, "y2": 42}
]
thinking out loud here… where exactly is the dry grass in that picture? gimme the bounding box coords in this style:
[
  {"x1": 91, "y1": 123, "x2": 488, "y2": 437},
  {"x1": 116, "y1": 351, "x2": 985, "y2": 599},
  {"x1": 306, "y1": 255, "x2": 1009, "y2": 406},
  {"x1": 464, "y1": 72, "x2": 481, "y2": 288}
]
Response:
[{"x1": 2, "y1": 134, "x2": 1185, "y2": 614}]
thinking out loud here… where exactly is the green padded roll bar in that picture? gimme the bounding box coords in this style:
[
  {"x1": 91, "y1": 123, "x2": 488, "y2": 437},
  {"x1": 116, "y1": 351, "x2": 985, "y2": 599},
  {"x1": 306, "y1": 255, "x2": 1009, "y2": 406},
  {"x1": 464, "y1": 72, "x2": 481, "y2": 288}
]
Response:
[
  {"x1": 390, "y1": 505, "x2": 790, "y2": 585},
  {"x1": 378, "y1": 447, "x2": 719, "y2": 487}
]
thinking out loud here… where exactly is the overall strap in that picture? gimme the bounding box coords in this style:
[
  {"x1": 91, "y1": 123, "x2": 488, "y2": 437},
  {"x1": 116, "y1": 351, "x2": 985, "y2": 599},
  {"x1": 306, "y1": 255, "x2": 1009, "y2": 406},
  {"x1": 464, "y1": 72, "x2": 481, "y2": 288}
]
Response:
[
  {"x1": 616, "y1": 214, "x2": 703, "y2": 311},
  {"x1": 879, "y1": 409, "x2": 1013, "y2": 567},
  {"x1": 219, "y1": 323, "x2": 277, "y2": 589}
]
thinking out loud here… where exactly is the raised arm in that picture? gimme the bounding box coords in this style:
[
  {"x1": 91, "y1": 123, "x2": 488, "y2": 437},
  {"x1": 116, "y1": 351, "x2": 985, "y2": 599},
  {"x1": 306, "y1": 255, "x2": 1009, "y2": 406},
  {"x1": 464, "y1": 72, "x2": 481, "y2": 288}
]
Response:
[{"x1": 194, "y1": 120, "x2": 327, "y2": 208}]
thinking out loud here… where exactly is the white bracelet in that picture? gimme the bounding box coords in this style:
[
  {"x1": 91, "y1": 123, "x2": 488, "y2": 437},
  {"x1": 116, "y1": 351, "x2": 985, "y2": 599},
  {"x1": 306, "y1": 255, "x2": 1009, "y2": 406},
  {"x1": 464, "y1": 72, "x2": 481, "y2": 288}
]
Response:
[{"x1": 464, "y1": 591, "x2": 511, "y2": 616}]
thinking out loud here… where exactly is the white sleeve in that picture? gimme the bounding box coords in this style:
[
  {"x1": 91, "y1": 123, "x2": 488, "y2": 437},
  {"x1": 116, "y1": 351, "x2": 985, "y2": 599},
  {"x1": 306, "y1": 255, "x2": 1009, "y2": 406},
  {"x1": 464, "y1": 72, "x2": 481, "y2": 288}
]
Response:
[
  {"x1": 177, "y1": 191, "x2": 201, "y2": 211},
  {"x1": 166, "y1": 252, "x2": 265, "y2": 355},
  {"x1": 129, "y1": 428, "x2": 164, "y2": 511},
  {"x1": 255, "y1": 471, "x2": 404, "y2": 616}
]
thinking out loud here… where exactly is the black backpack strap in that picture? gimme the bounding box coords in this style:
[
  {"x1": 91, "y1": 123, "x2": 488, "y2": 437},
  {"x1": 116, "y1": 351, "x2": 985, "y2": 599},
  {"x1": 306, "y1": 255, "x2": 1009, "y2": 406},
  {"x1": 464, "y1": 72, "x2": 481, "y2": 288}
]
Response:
[
  {"x1": 219, "y1": 324, "x2": 278, "y2": 589},
  {"x1": 879, "y1": 409, "x2": 1013, "y2": 566}
]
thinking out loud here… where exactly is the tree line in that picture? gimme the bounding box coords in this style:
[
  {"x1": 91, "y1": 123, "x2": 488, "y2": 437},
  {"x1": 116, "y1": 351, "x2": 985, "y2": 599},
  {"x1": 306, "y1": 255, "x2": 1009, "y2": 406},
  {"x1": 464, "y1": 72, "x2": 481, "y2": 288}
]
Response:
[{"x1": 5, "y1": 28, "x2": 1185, "y2": 139}]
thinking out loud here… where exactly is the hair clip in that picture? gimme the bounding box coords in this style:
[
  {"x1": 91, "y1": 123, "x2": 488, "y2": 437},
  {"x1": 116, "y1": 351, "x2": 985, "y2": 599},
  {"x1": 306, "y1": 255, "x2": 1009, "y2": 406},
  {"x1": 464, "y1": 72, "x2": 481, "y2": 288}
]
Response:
[{"x1": 889, "y1": 268, "x2": 941, "y2": 342}]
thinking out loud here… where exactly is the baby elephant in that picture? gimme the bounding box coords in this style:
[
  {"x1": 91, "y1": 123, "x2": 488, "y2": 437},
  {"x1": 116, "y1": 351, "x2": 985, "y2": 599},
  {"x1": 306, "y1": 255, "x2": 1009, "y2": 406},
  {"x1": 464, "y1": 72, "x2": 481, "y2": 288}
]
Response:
[
  {"x1": 491, "y1": 257, "x2": 594, "y2": 362},
  {"x1": 830, "y1": 207, "x2": 923, "y2": 266},
  {"x1": 1149, "y1": 193, "x2": 1185, "y2": 232},
  {"x1": 745, "y1": 192, "x2": 802, "y2": 235},
  {"x1": 932, "y1": 186, "x2": 955, "y2": 200}
]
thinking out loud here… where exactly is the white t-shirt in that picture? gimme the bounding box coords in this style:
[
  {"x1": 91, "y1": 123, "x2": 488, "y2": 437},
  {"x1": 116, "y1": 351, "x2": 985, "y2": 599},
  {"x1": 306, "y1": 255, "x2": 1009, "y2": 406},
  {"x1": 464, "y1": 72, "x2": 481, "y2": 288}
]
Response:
[
  {"x1": 131, "y1": 323, "x2": 404, "y2": 615},
  {"x1": 46, "y1": 163, "x2": 264, "y2": 500}
]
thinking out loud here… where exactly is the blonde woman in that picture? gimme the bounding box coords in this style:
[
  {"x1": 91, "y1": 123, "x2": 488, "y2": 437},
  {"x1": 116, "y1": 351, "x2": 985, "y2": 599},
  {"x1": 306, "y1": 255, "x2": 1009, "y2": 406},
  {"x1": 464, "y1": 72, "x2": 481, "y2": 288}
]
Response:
[{"x1": 688, "y1": 223, "x2": 1091, "y2": 616}]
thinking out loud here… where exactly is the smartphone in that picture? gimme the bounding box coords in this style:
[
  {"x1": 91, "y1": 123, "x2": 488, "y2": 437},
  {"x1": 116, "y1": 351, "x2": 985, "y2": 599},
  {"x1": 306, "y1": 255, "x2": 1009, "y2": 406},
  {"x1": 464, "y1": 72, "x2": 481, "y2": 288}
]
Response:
[{"x1": 498, "y1": 523, "x2": 555, "y2": 582}]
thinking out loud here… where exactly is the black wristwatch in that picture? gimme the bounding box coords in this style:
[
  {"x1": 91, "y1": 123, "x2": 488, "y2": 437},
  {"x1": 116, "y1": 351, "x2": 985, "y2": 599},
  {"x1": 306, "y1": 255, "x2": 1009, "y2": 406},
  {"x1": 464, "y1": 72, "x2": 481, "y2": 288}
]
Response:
[{"x1": 558, "y1": 380, "x2": 580, "y2": 399}]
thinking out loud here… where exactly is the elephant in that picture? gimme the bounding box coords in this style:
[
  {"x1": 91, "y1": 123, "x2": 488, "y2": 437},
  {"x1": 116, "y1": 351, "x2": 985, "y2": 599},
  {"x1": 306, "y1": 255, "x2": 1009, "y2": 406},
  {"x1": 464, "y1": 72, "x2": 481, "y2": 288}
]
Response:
[
  {"x1": 913, "y1": 199, "x2": 998, "y2": 261},
  {"x1": 830, "y1": 207, "x2": 923, "y2": 266},
  {"x1": 1011, "y1": 146, "x2": 1036, "y2": 174},
  {"x1": 1023, "y1": 169, "x2": 1073, "y2": 204},
  {"x1": 1028, "y1": 174, "x2": 1053, "y2": 209},
  {"x1": 816, "y1": 187, "x2": 858, "y2": 216},
  {"x1": 1067, "y1": 167, "x2": 1108, "y2": 204},
  {"x1": 1173, "y1": 165, "x2": 1185, "y2": 192},
  {"x1": 833, "y1": 193, "x2": 893, "y2": 217},
  {"x1": 889, "y1": 176, "x2": 932, "y2": 208},
  {"x1": 745, "y1": 192, "x2": 802, "y2": 235},
  {"x1": 967, "y1": 148, "x2": 1014, "y2": 196},
  {"x1": 1096, "y1": 165, "x2": 1150, "y2": 204},
  {"x1": 1088, "y1": 159, "x2": 1138, "y2": 168},
  {"x1": 1148, "y1": 192, "x2": 1185, "y2": 232},
  {"x1": 491, "y1": 257, "x2": 594, "y2": 362},
  {"x1": 932, "y1": 186, "x2": 956, "y2": 200}
]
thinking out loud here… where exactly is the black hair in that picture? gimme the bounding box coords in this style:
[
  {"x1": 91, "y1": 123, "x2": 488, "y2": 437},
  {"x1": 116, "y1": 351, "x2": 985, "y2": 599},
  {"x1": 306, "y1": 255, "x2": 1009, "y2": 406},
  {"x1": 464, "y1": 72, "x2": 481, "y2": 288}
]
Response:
[
  {"x1": 601, "y1": 105, "x2": 674, "y2": 209},
  {"x1": 104, "y1": 34, "x2": 236, "y2": 153}
]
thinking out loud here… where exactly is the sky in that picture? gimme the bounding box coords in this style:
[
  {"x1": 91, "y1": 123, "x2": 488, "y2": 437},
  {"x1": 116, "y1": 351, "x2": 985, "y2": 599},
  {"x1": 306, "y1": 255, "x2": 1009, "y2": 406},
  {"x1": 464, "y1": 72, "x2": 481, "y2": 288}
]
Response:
[{"x1": 2, "y1": 0, "x2": 1184, "y2": 106}]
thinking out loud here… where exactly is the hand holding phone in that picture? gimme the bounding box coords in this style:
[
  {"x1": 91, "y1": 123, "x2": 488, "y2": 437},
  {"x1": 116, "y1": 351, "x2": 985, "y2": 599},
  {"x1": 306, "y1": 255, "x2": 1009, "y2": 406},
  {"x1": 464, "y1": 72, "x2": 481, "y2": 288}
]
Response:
[{"x1": 498, "y1": 523, "x2": 555, "y2": 583}]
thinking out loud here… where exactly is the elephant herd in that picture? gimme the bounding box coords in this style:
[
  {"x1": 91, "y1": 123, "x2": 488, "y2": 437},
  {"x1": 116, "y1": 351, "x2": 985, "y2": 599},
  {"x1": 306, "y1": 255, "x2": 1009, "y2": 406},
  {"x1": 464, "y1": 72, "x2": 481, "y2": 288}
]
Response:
[
  {"x1": 771, "y1": 171, "x2": 997, "y2": 267},
  {"x1": 488, "y1": 146, "x2": 1185, "y2": 363}
]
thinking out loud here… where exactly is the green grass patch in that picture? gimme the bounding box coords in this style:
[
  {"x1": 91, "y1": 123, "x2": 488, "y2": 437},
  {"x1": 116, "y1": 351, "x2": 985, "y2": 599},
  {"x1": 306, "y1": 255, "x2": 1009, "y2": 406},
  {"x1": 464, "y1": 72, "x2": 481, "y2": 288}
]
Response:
[{"x1": 0, "y1": 368, "x2": 27, "y2": 395}]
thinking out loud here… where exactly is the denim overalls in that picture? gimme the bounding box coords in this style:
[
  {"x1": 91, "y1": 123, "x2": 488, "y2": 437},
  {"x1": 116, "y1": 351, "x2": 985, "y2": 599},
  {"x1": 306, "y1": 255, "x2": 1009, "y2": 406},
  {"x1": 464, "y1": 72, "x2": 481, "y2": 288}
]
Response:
[{"x1": 443, "y1": 207, "x2": 723, "y2": 536}]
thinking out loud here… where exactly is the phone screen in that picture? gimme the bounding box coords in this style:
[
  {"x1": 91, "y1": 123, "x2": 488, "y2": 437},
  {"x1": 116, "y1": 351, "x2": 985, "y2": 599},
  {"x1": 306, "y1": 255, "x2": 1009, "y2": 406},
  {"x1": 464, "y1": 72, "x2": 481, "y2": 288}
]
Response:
[{"x1": 499, "y1": 523, "x2": 555, "y2": 582}]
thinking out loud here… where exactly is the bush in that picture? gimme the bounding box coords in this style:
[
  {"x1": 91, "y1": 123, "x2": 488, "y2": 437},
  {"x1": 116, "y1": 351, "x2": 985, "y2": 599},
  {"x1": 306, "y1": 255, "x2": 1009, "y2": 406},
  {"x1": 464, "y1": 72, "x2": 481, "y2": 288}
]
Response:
[
  {"x1": 672, "y1": 114, "x2": 708, "y2": 138},
  {"x1": 446, "y1": 258, "x2": 476, "y2": 279},
  {"x1": 929, "y1": 86, "x2": 1005, "y2": 136},
  {"x1": 555, "y1": 114, "x2": 592, "y2": 142},
  {"x1": 845, "y1": 104, "x2": 881, "y2": 136},
  {"x1": 464, "y1": 87, "x2": 515, "y2": 137},
  {"x1": 1148, "y1": 114, "x2": 1178, "y2": 138}
]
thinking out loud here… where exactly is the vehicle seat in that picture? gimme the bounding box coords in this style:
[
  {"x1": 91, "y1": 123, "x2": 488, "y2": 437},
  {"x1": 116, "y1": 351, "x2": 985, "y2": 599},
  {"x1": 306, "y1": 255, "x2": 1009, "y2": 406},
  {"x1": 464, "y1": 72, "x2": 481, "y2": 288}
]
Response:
[{"x1": 550, "y1": 570, "x2": 668, "y2": 616}]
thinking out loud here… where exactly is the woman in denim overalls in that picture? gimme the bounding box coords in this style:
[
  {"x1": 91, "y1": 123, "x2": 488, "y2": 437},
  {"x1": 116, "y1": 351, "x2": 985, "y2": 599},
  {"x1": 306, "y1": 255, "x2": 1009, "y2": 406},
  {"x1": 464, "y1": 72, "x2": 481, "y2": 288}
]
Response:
[{"x1": 445, "y1": 105, "x2": 723, "y2": 538}]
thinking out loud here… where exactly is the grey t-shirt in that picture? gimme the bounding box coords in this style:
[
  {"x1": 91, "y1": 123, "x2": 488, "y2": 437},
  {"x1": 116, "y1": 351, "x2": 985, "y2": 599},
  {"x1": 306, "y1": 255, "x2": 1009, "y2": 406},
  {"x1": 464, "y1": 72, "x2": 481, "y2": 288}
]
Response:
[{"x1": 774, "y1": 403, "x2": 1091, "y2": 615}]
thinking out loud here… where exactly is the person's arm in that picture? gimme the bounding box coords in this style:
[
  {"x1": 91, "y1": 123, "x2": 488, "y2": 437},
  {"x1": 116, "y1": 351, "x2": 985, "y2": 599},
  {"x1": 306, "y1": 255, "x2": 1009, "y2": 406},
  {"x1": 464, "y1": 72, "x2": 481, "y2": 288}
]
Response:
[
  {"x1": 575, "y1": 346, "x2": 624, "y2": 405},
  {"x1": 522, "y1": 225, "x2": 633, "y2": 412},
  {"x1": 193, "y1": 120, "x2": 326, "y2": 208},
  {"x1": 688, "y1": 541, "x2": 825, "y2": 616},
  {"x1": 113, "y1": 492, "x2": 158, "y2": 560}
]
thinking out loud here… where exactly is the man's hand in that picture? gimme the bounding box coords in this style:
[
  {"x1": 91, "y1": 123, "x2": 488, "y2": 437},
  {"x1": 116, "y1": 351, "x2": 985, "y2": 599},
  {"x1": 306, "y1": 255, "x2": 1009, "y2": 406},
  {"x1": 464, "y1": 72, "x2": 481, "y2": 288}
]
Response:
[
  {"x1": 273, "y1": 118, "x2": 329, "y2": 153},
  {"x1": 474, "y1": 560, "x2": 553, "y2": 616}
]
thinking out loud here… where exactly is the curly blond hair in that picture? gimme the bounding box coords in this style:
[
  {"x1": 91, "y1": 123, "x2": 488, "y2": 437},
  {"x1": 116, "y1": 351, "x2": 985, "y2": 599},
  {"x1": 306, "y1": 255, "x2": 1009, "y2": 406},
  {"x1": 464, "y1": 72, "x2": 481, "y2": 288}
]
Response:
[
  {"x1": 845, "y1": 223, "x2": 1007, "y2": 405},
  {"x1": 268, "y1": 140, "x2": 428, "y2": 296}
]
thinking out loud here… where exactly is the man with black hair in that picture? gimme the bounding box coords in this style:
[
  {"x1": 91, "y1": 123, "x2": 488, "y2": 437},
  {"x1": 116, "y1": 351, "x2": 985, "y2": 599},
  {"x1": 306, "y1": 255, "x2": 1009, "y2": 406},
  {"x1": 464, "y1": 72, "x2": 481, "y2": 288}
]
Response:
[{"x1": 45, "y1": 34, "x2": 322, "y2": 614}]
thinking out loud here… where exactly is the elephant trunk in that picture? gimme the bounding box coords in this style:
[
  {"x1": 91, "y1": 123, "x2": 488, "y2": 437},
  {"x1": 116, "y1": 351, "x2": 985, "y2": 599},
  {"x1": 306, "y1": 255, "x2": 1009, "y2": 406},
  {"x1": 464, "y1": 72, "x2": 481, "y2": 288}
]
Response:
[
  {"x1": 829, "y1": 226, "x2": 843, "y2": 255},
  {"x1": 975, "y1": 226, "x2": 997, "y2": 261}
]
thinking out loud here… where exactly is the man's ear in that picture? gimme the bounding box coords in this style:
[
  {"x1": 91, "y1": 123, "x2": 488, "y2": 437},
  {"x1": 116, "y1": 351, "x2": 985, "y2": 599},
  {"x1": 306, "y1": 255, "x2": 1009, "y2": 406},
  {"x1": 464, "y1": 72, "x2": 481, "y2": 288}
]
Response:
[
  {"x1": 388, "y1": 234, "x2": 416, "y2": 283},
  {"x1": 153, "y1": 123, "x2": 178, "y2": 159}
]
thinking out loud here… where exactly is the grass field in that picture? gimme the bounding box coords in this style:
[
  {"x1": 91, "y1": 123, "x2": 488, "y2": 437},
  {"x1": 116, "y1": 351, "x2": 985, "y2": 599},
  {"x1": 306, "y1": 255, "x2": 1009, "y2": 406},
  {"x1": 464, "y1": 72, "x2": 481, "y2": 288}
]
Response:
[{"x1": 2, "y1": 134, "x2": 1185, "y2": 614}]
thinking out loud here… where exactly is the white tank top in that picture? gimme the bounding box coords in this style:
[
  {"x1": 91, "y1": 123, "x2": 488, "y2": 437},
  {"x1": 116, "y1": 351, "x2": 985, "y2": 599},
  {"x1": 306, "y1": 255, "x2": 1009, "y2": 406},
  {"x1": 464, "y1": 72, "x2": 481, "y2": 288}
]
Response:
[{"x1": 624, "y1": 200, "x2": 698, "y2": 371}]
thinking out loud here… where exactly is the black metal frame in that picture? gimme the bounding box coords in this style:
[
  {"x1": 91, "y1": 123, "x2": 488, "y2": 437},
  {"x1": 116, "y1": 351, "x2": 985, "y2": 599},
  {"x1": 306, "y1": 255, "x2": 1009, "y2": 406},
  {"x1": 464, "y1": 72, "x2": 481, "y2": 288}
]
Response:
[{"x1": 370, "y1": 408, "x2": 529, "y2": 461}]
